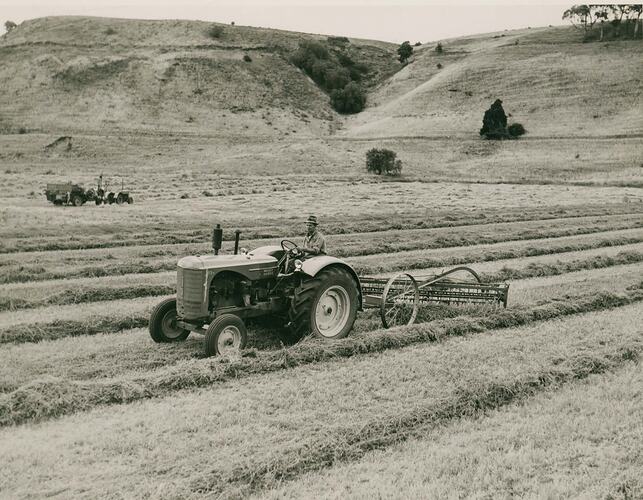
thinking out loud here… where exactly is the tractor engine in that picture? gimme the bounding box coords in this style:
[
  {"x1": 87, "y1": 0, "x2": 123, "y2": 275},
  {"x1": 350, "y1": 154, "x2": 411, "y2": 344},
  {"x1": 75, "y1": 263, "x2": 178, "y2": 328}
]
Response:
[{"x1": 209, "y1": 273, "x2": 274, "y2": 309}]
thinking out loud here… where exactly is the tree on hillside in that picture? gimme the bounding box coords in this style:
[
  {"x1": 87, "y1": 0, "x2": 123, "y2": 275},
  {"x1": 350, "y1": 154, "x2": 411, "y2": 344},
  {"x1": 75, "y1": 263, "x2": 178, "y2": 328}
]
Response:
[
  {"x1": 562, "y1": 5, "x2": 596, "y2": 34},
  {"x1": 366, "y1": 148, "x2": 402, "y2": 176},
  {"x1": 480, "y1": 99, "x2": 508, "y2": 139},
  {"x1": 397, "y1": 41, "x2": 413, "y2": 64},
  {"x1": 331, "y1": 82, "x2": 366, "y2": 114},
  {"x1": 4, "y1": 21, "x2": 17, "y2": 33},
  {"x1": 628, "y1": 5, "x2": 643, "y2": 38},
  {"x1": 592, "y1": 5, "x2": 611, "y2": 41}
]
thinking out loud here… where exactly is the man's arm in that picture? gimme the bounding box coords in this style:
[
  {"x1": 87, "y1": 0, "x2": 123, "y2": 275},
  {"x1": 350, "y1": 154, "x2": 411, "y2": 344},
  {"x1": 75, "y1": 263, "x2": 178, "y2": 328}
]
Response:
[{"x1": 302, "y1": 233, "x2": 325, "y2": 255}]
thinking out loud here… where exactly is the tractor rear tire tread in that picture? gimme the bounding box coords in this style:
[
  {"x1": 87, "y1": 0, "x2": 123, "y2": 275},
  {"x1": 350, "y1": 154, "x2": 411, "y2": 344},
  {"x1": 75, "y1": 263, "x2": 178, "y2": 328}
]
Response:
[{"x1": 288, "y1": 266, "x2": 359, "y2": 341}]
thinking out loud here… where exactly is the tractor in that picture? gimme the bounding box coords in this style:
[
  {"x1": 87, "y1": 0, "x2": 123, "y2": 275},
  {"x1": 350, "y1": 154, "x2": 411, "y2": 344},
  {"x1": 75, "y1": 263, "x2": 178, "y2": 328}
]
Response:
[
  {"x1": 150, "y1": 225, "x2": 509, "y2": 357},
  {"x1": 149, "y1": 225, "x2": 361, "y2": 356}
]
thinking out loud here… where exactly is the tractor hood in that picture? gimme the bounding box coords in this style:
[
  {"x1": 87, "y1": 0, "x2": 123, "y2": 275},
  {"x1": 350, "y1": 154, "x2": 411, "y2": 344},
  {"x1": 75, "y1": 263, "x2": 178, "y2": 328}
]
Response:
[
  {"x1": 178, "y1": 254, "x2": 278, "y2": 270},
  {"x1": 178, "y1": 254, "x2": 279, "y2": 281}
]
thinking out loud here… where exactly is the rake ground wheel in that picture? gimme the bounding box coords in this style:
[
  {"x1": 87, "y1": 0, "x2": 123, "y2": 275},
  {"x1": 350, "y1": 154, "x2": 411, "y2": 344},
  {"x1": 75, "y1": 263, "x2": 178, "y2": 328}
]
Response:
[
  {"x1": 289, "y1": 267, "x2": 359, "y2": 341},
  {"x1": 380, "y1": 273, "x2": 420, "y2": 328}
]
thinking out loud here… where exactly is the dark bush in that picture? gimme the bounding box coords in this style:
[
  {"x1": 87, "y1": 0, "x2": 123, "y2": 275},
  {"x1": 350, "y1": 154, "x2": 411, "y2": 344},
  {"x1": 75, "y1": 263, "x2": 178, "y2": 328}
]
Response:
[
  {"x1": 436, "y1": 63, "x2": 442, "y2": 69},
  {"x1": 4, "y1": 21, "x2": 17, "y2": 33},
  {"x1": 328, "y1": 35, "x2": 350, "y2": 46},
  {"x1": 243, "y1": 54, "x2": 252, "y2": 62},
  {"x1": 508, "y1": 123, "x2": 526, "y2": 137},
  {"x1": 366, "y1": 148, "x2": 402, "y2": 176},
  {"x1": 397, "y1": 41, "x2": 413, "y2": 63},
  {"x1": 18, "y1": 127, "x2": 26, "y2": 134},
  {"x1": 331, "y1": 82, "x2": 366, "y2": 114},
  {"x1": 414, "y1": 41, "x2": 422, "y2": 46},
  {"x1": 435, "y1": 42, "x2": 443, "y2": 53},
  {"x1": 207, "y1": 24, "x2": 224, "y2": 39},
  {"x1": 104, "y1": 27, "x2": 116, "y2": 35}
]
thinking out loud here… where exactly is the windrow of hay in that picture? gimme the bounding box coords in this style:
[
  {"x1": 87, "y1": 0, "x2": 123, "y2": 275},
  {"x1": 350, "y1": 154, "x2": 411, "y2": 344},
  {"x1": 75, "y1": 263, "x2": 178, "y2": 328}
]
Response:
[
  {"x1": 189, "y1": 348, "x2": 640, "y2": 497},
  {"x1": 1, "y1": 227, "x2": 641, "y2": 285},
  {"x1": 0, "y1": 315, "x2": 148, "y2": 344},
  {"x1": 3, "y1": 204, "x2": 639, "y2": 254},
  {"x1": 1, "y1": 251, "x2": 641, "y2": 343},
  {"x1": 0, "y1": 283, "x2": 641, "y2": 427},
  {"x1": 0, "y1": 284, "x2": 174, "y2": 312}
]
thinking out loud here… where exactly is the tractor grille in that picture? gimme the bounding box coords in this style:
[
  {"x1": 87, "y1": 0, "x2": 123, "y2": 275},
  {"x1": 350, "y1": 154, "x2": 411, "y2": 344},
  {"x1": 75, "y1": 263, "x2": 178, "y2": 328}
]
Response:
[{"x1": 177, "y1": 267, "x2": 207, "y2": 318}]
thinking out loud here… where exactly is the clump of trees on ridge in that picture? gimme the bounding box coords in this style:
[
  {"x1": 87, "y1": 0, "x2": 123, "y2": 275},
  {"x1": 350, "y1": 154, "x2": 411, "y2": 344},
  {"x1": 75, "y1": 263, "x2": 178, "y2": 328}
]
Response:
[{"x1": 563, "y1": 4, "x2": 642, "y2": 40}]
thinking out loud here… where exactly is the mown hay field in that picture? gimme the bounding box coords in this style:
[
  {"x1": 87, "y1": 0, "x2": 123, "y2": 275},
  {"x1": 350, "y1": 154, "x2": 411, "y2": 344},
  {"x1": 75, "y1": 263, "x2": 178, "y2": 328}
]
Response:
[
  {"x1": 1, "y1": 182, "x2": 642, "y2": 497},
  {"x1": 1, "y1": 18, "x2": 642, "y2": 499}
]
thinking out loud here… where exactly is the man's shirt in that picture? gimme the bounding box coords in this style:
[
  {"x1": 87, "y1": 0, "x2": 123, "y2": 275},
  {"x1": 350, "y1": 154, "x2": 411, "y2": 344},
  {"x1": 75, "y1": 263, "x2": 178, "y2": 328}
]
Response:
[{"x1": 303, "y1": 230, "x2": 326, "y2": 254}]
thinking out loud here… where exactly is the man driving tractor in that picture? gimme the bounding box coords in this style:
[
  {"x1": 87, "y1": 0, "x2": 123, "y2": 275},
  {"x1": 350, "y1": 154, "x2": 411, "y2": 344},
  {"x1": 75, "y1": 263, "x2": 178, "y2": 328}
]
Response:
[{"x1": 302, "y1": 215, "x2": 326, "y2": 255}]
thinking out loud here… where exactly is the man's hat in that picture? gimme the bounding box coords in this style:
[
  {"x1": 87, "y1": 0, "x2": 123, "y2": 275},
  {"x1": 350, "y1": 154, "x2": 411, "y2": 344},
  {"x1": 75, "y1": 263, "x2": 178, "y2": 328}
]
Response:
[{"x1": 306, "y1": 215, "x2": 318, "y2": 226}]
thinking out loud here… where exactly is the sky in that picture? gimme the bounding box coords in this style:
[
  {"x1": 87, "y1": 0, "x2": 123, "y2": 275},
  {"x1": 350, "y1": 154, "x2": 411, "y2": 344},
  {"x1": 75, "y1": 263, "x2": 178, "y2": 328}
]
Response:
[{"x1": 0, "y1": 1, "x2": 583, "y2": 42}]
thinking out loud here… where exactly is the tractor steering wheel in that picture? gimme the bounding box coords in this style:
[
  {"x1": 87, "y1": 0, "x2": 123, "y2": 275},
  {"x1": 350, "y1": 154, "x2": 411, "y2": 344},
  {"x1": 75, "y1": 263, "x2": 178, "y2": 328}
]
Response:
[{"x1": 281, "y1": 240, "x2": 305, "y2": 261}]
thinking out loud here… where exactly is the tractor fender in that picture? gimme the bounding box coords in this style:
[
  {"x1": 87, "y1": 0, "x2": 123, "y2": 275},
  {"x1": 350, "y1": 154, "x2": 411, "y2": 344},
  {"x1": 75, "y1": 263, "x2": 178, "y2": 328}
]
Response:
[{"x1": 300, "y1": 257, "x2": 363, "y2": 310}]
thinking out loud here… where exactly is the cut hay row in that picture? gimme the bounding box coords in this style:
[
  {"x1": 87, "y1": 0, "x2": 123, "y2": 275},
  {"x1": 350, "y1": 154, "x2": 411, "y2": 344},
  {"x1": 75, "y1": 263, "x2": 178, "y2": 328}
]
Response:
[
  {"x1": 0, "y1": 306, "x2": 466, "y2": 394},
  {"x1": 261, "y1": 365, "x2": 642, "y2": 499},
  {"x1": 0, "y1": 280, "x2": 641, "y2": 428},
  {"x1": 3, "y1": 239, "x2": 642, "y2": 312},
  {"x1": 2, "y1": 203, "x2": 639, "y2": 254},
  {"x1": 193, "y1": 354, "x2": 640, "y2": 498},
  {"x1": 348, "y1": 230, "x2": 643, "y2": 275},
  {"x1": 2, "y1": 223, "x2": 642, "y2": 285},
  {"x1": 4, "y1": 211, "x2": 641, "y2": 266},
  {"x1": 1, "y1": 251, "x2": 641, "y2": 344},
  {"x1": 3, "y1": 250, "x2": 642, "y2": 392},
  {"x1": 1, "y1": 305, "x2": 641, "y2": 499},
  {"x1": 0, "y1": 283, "x2": 174, "y2": 312}
]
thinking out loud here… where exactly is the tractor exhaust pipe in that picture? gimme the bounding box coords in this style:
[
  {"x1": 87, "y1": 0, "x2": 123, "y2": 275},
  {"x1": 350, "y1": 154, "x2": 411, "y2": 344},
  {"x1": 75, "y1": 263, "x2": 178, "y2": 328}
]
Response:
[
  {"x1": 212, "y1": 224, "x2": 223, "y2": 255},
  {"x1": 234, "y1": 229, "x2": 241, "y2": 255}
]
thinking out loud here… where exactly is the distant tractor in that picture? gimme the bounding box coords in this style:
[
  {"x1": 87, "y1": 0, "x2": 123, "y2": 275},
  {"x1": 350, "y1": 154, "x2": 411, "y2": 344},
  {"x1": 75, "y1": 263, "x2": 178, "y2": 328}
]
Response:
[
  {"x1": 150, "y1": 225, "x2": 362, "y2": 356},
  {"x1": 45, "y1": 176, "x2": 133, "y2": 206},
  {"x1": 150, "y1": 225, "x2": 509, "y2": 357}
]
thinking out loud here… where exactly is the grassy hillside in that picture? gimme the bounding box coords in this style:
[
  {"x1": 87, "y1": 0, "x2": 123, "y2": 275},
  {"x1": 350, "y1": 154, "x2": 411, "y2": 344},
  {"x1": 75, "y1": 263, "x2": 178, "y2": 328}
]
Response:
[
  {"x1": 2, "y1": 19, "x2": 640, "y2": 139},
  {"x1": 0, "y1": 16, "x2": 398, "y2": 135},
  {"x1": 342, "y1": 26, "x2": 642, "y2": 138}
]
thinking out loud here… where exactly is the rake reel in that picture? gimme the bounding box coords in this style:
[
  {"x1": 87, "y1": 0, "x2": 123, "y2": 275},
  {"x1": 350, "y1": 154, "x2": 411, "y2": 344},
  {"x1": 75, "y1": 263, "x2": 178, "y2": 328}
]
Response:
[{"x1": 360, "y1": 266, "x2": 509, "y2": 328}]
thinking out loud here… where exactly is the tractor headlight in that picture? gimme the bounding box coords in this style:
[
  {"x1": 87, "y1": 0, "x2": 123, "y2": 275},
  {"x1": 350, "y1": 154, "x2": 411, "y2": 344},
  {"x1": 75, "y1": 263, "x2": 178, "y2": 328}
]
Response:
[{"x1": 294, "y1": 259, "x2": 303, "y2": 270}]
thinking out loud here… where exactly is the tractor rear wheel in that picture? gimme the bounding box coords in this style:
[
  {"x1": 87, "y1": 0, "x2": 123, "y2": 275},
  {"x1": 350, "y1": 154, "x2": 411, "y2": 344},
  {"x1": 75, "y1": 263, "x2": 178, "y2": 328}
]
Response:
[
  {"x1": 149, "y1": 298, "x2": 190, "y2": 343},
  {"x1": 204, "y1": 314, "x2": 247, "y2": 357},
  {"x1": 71, "y1": 194, "x2": 83, "y2": 207},
  {"x1": 289, "y1": 267, "x2": 359, "y2": 340}
]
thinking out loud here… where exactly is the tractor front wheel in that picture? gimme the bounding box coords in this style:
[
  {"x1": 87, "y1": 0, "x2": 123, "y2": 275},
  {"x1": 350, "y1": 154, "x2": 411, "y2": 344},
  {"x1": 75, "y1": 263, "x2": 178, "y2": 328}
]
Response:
[
  {"x1": 149, "y1": 298, "x2": 190, "y2": 343},
  {"x1": 289, "y1": 267, "x2": 359, "y2": 341},
  {"x1": 204, "y1": 314, "x2": 247, "y2": 357}
]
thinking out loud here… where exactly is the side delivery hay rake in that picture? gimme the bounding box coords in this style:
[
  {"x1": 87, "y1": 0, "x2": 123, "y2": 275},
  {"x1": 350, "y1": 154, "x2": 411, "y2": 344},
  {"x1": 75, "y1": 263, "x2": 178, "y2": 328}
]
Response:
[{"x1": 360, "y1": 266, "x2": 509, "y2": 328}]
